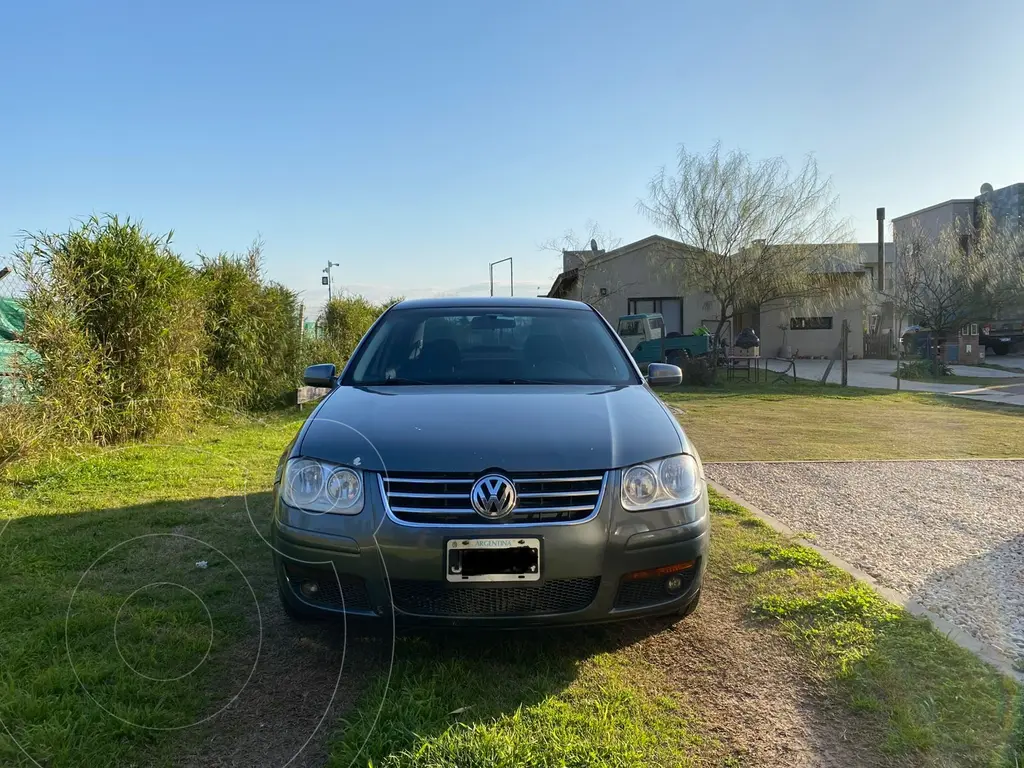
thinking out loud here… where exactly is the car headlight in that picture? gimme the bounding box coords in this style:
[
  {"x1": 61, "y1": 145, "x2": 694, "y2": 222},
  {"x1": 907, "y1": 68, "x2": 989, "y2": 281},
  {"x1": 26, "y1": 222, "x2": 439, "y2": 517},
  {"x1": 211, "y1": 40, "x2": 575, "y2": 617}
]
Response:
[
  {"x1": 280, "y1": 457, "x2": 364, "y2": 515},
  {"x1": 621, "y1": 454, "x2": 701, "y2": 512}
]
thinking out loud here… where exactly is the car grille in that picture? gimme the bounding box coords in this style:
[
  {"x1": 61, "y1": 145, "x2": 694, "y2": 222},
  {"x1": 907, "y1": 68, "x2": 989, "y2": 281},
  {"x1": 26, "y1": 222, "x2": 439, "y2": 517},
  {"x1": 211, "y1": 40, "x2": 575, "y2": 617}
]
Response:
[
  {"x1": 285, "y1": 565, "x2": 372, "y2": 612},
  {"x1": 390, "y1": 577, "x2": 600, "y2": 616},
  {"x1": 382, "y1": 471, "x2": 606, "y2": 525},
  {"x1": 613, "y1": 566, "x2": 698, "y2": 610}
]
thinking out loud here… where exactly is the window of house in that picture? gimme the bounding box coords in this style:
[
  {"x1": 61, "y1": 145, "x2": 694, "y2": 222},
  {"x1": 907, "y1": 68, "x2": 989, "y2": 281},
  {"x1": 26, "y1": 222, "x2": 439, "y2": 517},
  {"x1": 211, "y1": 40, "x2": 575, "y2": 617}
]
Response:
[{"x1": 790, "y1": 316, "x2": 833, "y2": 330}]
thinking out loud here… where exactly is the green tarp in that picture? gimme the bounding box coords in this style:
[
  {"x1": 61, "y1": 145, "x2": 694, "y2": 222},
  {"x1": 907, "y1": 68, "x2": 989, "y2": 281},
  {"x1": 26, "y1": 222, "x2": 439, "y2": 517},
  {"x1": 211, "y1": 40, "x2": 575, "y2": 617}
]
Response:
[
  {"x1": 0, "y1": 297, "x2": 25, "y2": 341},
  {"x1": 0, "y1": 298, "x2": 38, "y2": 402}
]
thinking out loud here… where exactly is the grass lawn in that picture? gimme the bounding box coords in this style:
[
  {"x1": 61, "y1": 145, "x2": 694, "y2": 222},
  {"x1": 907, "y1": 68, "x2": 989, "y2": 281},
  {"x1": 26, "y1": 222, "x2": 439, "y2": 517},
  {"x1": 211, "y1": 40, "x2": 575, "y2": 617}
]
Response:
[
  {"x1": 0, "y1": 393, "x2": 1021, "y2": 766},
  {"x1": 0, "y1": 411, "x2": 302, "y2": 767},
  {"x1": 660, "y1": 380, "x2": 1024, "y2": 461}
]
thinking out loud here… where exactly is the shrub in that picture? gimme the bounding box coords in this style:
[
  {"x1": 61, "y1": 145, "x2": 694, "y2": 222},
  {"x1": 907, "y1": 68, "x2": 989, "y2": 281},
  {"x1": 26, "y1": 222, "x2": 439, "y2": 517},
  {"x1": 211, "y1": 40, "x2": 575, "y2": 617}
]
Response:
[
  {"x1": 16, "y1": 215, "x2": 205, "y2": 445},
  {"x1": 898, "y1": 359, "x2": 953, "y2": 379},
  {"x1": 680, "y1": 357, "x2": 715, "y2": 386},
  {"x1": 198, "y1": 242, "x2": 302, "y2": 410},
  {"x1": 307, "y1": 295, "x2": 397, "y2": 369}
]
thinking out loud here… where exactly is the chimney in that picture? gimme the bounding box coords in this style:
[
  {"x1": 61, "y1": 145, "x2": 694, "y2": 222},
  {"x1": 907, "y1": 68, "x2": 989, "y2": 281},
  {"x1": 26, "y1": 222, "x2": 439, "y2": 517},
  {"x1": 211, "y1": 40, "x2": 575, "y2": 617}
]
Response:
[{"x1": 876, "y1": 207, "x2": 885, "y2": 292}]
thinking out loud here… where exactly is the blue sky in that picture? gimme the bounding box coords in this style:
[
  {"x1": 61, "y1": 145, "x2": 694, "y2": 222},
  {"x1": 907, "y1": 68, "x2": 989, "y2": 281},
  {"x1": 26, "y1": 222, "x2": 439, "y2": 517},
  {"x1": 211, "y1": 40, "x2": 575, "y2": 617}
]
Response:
[{"x1": 2, "y1": 0, "x2": 1022, "y2": 307}]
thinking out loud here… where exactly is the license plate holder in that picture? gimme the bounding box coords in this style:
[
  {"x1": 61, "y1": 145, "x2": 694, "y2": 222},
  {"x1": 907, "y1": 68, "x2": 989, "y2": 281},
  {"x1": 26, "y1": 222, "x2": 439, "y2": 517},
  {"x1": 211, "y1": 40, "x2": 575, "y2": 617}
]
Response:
[{"x1": 446, "y1": 537, "x2": 541, "y2": 582}]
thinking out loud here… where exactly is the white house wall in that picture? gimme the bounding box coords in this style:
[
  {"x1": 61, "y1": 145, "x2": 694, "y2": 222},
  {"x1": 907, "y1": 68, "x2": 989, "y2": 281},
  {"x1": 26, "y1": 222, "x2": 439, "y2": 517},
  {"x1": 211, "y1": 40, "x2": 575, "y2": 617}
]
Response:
[{"x1": 759, "y1": 295, "x2": 864, "y2": 358}]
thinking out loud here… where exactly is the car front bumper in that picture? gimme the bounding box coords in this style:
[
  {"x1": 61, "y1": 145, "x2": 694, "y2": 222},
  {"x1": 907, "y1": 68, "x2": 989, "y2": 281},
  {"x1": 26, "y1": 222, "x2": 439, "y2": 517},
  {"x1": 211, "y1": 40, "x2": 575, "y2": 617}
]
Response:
[{"x1": 270, "y1": 472, "x2": 709, "y2": 627}]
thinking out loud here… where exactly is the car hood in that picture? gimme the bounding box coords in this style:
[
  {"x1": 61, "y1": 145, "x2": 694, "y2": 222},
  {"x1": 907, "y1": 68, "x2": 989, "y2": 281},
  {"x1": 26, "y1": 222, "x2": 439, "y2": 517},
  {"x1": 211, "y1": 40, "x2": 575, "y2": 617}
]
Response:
[{"x1": 297, "y1": 384, "x2": 687, "y2": 473}]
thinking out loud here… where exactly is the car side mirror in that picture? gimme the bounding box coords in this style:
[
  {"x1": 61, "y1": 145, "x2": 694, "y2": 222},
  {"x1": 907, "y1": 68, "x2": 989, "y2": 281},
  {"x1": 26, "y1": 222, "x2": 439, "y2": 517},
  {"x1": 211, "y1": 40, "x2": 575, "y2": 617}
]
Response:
[
  {"x1": 646, "y1": 362, "x2": 682, "y2": 387},
  {"x1": 303, "y1": 363, "x2": 338, "y2": 388}
]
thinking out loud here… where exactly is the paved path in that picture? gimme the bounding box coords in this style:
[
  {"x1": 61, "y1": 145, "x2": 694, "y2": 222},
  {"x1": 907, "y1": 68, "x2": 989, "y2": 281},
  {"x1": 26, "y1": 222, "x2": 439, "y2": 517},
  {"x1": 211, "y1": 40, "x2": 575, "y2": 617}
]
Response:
[{"x1": 767, "y1": 358, "x2": 1024, "y2": 407}]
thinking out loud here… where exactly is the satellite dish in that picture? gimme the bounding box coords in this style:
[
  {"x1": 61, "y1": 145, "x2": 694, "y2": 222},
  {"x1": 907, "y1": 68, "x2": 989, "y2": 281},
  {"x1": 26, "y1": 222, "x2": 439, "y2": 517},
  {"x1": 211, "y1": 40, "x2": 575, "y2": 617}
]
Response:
[{"x1": 980, "y1": 182, "x2": 994, "y2": 194}]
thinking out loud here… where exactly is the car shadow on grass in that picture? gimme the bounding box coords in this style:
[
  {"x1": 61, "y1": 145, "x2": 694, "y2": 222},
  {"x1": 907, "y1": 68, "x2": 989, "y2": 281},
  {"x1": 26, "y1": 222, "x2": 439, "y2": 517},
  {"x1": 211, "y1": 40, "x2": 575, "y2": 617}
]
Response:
[
  {"x1": 0, "y1": 490, "x2": 379, "y2": 768},
  {"x1": 0, "y1": 490, "x2": 685, "y2": 768},
  {"x1": 326, "y1": 619, "x2": 697, "y2": 767}
]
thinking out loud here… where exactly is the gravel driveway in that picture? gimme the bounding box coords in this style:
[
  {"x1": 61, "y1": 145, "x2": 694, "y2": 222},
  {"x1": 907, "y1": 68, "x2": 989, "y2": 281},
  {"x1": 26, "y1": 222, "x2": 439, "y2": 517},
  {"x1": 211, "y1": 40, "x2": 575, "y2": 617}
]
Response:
[{"x1": 707, "y1": 461, "x2": 1024, "y2": 665}]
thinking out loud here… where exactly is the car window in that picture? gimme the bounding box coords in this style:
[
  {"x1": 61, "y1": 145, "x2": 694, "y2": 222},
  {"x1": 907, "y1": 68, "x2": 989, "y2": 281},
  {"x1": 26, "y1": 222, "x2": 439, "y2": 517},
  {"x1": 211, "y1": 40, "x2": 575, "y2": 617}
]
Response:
[
  {"x1": 618, "y1": 319, "x2": 643, "y2": 336},
  {"x1": 344, "y1": 306, "x2": 639, "y2": 385}
]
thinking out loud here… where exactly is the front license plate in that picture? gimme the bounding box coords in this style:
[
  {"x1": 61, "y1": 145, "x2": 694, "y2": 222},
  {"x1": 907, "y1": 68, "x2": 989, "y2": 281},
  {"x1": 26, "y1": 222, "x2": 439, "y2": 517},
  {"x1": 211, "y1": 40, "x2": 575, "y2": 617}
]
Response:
[{"x1": 446, "y1": 537, "x2": 541, "y2": 582}]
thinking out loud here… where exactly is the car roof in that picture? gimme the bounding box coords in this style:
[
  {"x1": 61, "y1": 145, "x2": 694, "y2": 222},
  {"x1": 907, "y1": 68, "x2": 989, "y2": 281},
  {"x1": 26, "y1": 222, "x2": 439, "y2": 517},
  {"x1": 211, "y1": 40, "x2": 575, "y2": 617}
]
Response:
[{"x1": 392, "y1": 296, "x2": 592, "y2": 311}]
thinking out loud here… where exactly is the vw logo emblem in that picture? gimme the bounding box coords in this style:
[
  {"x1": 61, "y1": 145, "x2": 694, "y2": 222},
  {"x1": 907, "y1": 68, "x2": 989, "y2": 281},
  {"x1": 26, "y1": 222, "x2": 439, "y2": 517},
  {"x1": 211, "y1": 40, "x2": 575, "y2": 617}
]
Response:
[{"x1": 470, "y1": 474, "x2": 517, "y2": 519}]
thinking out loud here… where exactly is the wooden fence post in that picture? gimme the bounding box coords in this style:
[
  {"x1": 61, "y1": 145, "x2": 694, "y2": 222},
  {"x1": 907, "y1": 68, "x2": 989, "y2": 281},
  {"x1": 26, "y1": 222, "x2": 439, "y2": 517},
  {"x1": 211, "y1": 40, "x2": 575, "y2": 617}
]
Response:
[{"x1": 841, "y1": 319, "x2": 849, "y2": 387}]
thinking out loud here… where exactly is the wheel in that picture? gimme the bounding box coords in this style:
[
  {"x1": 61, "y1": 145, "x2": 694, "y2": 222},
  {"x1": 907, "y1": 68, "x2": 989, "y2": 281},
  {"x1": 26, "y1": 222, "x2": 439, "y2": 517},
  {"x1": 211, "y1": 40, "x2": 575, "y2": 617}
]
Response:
[
  {"x1": 666, "y1": 349, "x2": 692, "y2": 366},
  {"x1": 993, "y1": 345, "x2": 1009, "y2": 356}
]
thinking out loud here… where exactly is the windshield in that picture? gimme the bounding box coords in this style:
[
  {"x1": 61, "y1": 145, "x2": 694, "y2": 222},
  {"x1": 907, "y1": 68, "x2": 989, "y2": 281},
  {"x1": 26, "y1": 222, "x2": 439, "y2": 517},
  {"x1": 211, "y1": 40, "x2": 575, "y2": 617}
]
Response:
[{"x1": 344, "y1": 305, "x2": 638, "y2": 386}]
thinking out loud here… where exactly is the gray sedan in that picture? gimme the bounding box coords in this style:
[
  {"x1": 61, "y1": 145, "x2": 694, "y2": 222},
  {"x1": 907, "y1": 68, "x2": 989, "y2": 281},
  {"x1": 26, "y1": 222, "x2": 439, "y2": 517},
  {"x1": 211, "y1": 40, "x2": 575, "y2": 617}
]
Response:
[{"x1": 271, "y1": 297, "x2": 708, "y2": 627}]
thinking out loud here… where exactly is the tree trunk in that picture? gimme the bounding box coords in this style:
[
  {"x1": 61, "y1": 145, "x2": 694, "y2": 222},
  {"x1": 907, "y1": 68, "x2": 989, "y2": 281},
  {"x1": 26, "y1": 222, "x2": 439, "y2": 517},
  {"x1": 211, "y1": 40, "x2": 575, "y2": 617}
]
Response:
[
  {"x1": 710, "y1": 313, "x2": 729, "y2": 382},
  {"x1": 933, "y1": 332, "x2": 944, "y2": 377}
]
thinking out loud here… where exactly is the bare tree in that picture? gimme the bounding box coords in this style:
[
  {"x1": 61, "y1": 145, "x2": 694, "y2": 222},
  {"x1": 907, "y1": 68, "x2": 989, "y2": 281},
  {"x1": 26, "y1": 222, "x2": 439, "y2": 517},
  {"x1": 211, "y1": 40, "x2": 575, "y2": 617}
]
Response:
[
  {"x1": 886, "y1": 209, "x2": 1024, "y2": 373},
  {"x1": 638, "y1": 143, "x2": 857, "y2": 367},
  {"x1": 541, "y1": 222, "x2": 628, "y2": 309}
]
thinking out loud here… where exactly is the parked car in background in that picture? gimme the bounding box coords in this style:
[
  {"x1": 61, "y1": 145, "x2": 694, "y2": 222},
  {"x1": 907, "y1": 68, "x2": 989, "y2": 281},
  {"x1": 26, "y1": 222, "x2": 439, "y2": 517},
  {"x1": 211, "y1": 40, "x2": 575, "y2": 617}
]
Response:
[
  {"x1": 271, "y1": 297, "x2": 707, "y2": 628},
  {"x1": 615, "y1": 312, "x2": 713, "y2": 368},
  {"x1": 981, "y1": 320, "x2": 1024, "y2": 356}
]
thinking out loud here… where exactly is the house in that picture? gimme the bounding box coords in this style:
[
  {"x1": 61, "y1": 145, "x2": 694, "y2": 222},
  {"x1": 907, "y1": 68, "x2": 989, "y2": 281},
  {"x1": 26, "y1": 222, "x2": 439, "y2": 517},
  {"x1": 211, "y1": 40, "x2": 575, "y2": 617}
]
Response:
[
  {"x1": 893, "y1": 182, "x2": 1024, "y2": 245},
  {"x1": 546, "y1": 235, "x2": 895, "y2": 359},
  {"x1": 891, "y1": 181, "x2": 1024, "y2": 327}
]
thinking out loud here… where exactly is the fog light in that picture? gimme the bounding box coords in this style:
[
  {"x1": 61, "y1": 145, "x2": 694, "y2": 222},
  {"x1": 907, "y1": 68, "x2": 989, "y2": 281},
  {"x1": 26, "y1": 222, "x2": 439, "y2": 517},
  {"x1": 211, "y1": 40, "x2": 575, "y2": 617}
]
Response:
[
  {"x1": 664, "y1": 575, "x2": 684, "y2": 594},
  {"x1": 299, "y1": 580, "x2": 320, "y2": 598}
]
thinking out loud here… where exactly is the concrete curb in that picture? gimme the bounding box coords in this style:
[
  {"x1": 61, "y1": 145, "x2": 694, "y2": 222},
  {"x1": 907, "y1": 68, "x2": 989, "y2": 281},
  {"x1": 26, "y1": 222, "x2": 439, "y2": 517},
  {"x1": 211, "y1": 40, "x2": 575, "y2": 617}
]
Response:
[{"x1": 707, "y1": 479, "x2": 1024, "y2": 683}]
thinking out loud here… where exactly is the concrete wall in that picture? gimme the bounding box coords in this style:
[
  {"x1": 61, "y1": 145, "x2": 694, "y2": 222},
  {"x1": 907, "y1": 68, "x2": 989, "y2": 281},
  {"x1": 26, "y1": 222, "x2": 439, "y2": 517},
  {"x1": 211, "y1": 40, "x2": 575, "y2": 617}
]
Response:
[
  {"x1": 757, "y1": 295, "x2": 864, "y2": 358},
  {"x1": 893, "y1": 200, "x2": 975, "y2": 244},
  {"x1": 976, "y1": 182, "x2": 1024, "y2": 233}
]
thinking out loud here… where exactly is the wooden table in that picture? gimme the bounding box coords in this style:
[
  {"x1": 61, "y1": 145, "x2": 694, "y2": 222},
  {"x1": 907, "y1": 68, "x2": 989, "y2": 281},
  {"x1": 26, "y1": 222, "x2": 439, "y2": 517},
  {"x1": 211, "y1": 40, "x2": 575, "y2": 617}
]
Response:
[{"x1": 724, "y1": 355, "x2": 762, "y2": 383}]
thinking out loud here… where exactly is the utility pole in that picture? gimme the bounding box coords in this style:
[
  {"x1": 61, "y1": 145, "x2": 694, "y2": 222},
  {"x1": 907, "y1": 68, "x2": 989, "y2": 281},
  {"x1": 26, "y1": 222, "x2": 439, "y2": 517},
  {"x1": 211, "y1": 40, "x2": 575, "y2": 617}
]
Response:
[
  {"x1": 322, "y1": 261, "x2": 339, "y2": 302},
  {"x1": 876, "y1": 207, "x2": 885, "y2": 292},
  {"x1": 894, "y1": 230, "x2": 902, "y2": 392},
  {"x1": 489, "y1": 257, "x2": 513, "y2": 297}
]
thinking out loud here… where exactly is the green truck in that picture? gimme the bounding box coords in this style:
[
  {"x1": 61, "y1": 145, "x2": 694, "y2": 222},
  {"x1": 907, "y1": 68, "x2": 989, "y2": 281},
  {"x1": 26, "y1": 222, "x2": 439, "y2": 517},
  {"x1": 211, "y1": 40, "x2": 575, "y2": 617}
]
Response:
[{"x1": 615, "y1": 313, "x2": 713, "y2": 367}]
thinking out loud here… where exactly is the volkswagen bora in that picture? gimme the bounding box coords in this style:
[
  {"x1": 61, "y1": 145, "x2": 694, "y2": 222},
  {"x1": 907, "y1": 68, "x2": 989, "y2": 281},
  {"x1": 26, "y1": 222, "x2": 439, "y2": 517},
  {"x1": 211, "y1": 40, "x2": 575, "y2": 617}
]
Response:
[{"x1": 271, "y1": 297, "x2": 708, "y2": 626}]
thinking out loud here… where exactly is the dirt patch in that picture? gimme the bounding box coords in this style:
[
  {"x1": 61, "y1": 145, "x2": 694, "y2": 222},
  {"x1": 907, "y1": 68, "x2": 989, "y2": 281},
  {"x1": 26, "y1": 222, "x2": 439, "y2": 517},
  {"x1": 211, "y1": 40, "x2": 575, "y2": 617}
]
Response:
[
  {"x1": 170, "y1": 588, "x2": 904, "y2": 768},
  {"x1": 621, "y1": 588, "x2": 907, "y2": 768},
  {"x1": 170, "y1": 603, "x2": 384, "y2": 768}
]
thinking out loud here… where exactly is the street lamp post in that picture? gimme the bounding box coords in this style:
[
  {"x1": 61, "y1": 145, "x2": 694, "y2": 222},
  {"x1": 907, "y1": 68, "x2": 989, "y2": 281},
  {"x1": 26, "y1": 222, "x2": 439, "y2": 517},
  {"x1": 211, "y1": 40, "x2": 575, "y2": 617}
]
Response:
[
  {"x1": 489, "y1": 257, "x2": 513, "y2": 297},
  {"x1": 323, "y1": 261, "x2": 340, "y2": 302}
]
